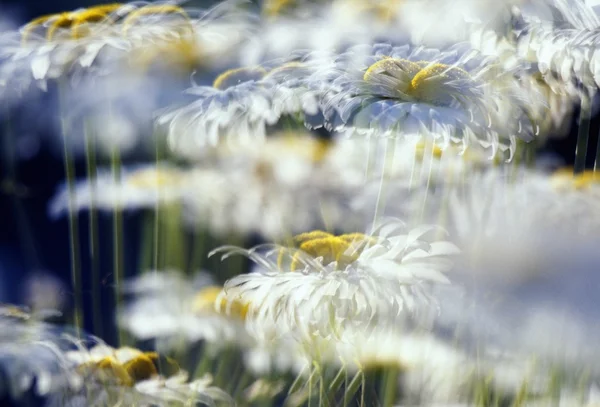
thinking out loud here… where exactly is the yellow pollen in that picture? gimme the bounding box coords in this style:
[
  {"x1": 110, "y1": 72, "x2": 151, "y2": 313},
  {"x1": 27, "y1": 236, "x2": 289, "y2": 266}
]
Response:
[
  {"x1": 551, "y1": 168, "x2": 600, "y2": 191},
  {"x1": 123, "y1": 353, "x2": 159, "y2": 383},
  {"x1": 363, "y1": 57, "x2": 421, "y2": 83},
  {"x1": 263, "y1": 0, "x2": 298, "y2": 17},
  {"x1": 212, "y1": 67, "x2": 267, "y2": 90},
  {"x1": 45, "y1": 13, "x2": 76, "y2": 41},
  {"x1": 126, "y1": 168, "x2": 182, "y2": 189},
  {"x1": 265, "y1": 62, "x2": 308, "y2": 78},
  {"x1": 407, "y1": 63, "x2": 471, "y2": 105},
  {"x1": 90, "y1": 357, "x2": 134, "y2": 386},
  {"x1": 70, "y1": 6, "x2": 120, "y2": 39},
  {"x1": 131, "y1": 36, "x2": 202, "y2": 73},
  {"x1": 21, "y1": 14, "x2": 58, "y2": 44},
  {"x1": 193, "y1": 286, "x2": 249, "y2": 320},
  {"x1": 285, "y1": 231, "x2": 372, "y2": 271}
]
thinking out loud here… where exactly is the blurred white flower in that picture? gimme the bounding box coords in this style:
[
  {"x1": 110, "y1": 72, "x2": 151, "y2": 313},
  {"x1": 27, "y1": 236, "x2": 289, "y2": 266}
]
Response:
[
  {"x1": 119, "y1": 271, "x2": 251, "y2": 350},
  {"x1": 52, "y1": 341, "x2": 233, "y2": 407},
  {"x1": 48, "y1": 163, "x2": 189, "y2": 218},
  {"x1": 157, "y1": 61, "x2": 321, "y2": 158},
  {"x1": 181, "y1": 131, "x2": 360, "y2": 239},
  {"x1": 0, "y1": 305, "x2": 80, "y2": 400}
]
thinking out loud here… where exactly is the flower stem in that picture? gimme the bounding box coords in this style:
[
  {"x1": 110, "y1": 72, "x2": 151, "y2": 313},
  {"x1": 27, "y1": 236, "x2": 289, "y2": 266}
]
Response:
[
  {"x1": 83, "y1": 119, "x2": 103, "y2": 339},
  {"x1": 574, "y1": 93, "x2": 592, "y2": 174},
  {"x1": 59, "y1": 84, "x2": 83, "y2": 336}
]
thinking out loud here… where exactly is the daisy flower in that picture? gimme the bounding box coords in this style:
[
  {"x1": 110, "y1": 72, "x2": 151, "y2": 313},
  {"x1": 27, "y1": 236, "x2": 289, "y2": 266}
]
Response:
[
  {"x1": 314, "y1": 42, "x2": 536, "y2": 158},
  {"x1": 50, "y1": 341, "x2": 233, "y2": 406},
  {"x1": 0, "y1": 0, "x2": 253, "y2": 99},
  {"x1": 515, "y1": 0, "x2": 600, "y2": 90},
  {"x1": 0, "y1": 305, "x2": 81, "y2": 400},
  {"x1": 48, "y1": 163, "x2": 190, "y2": 218},
  {"x1": 157, "y1": 59, "x2": 321, "y2": 158},
  {"x1": 212, "y1": 218, "x2": 459, "y2": 341},
  {"x1": 118, "y1": 271, "x2": 251, "y2": 350},
  {"x1": 180, "y1": 131, "x2": 359, "y2": 239}
]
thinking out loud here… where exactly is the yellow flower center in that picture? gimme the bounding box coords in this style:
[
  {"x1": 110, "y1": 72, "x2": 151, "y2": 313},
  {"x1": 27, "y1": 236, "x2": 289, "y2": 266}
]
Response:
[
  {"x1": 282, "y1": 231, "x2": 374, "y2": 271},
  {"x1": 407, "y1": 62, "x2": 471, "y2": 105},
  {"x1": 21, "y1": 4, "x2": 121, "y2": 42},
  {"x1": 193, "y1": 286, "x2": 249, "y2": 320},
  {"x1": 363, "y1": 57, "x2": 421, "y2": 83},
  {"x1": 364, "y1": 58, "x2": 473, "y2": 106},
  {"x1": 212, "y1": 67, "x2": 268, "y2": 90},
  {"x1": 551, "y1": 168, "x2": 600, "y2": 191},
  {"x1": 263, "y1": 0, "x2": 298, "y2": 18},
  {"x1": 81, "y1": 350, "x2": 179, "y2": 387},
  {"x1": 126, "y1": 167, "x2": 183, "y2": 189}
]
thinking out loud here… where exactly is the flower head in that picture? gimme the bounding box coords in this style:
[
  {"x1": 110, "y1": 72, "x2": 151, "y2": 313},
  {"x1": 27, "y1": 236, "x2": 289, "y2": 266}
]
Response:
[
  {"x1": 118, "y1": 271, "x2": 251, "y2": 350},
  {"x1": 315, "y1": 43, "x2": 536, "y2": 158},
  {"x1": 54, "y1": 341, "x2": 233, "y2": 406},
  {"x1": 212, "y1": 219, "x2": 459, "y2": 340},
  {"x1": 158, "y1": 60, "x2": 321, "y2": 157}
]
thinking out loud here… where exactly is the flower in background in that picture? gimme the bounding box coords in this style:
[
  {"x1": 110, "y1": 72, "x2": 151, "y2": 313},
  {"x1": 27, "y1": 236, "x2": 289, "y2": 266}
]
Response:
[
  {"x1": 157, "y1": 60, "x2": 321, "y2": 159},
  {"x1": 313, "y1": 42, "x2": 536, "y2": 158},
  {"x1": 180, "y1": 131, "x2": 359, "y2": 239},
  {"x1": 213, "y1": 219, "x2": 458, "y2": 341},
  {"x1": 49, "y1": 341, "x2": 233, "y2": 406},
  {"x1": 48, "y1": 164, "x2": 189, "y2": 218},
  {"x1": 118, "y1": 271, "x2": 251, "y2": 351}
]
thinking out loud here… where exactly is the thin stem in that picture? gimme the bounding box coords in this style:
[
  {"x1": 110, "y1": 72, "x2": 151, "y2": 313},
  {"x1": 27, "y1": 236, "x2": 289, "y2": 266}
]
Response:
[
  {"x1": 575, "y1": 93, "x2": 592, "y2": 174},
  {"x1": 59, "y1": 85, "x2": 83, "y2": 336},
  {"x1": 373, "y1": 137, "x2": 396, "y2": 225},
  {"x1": 83, "y1": 120, "x2": 103, "y2": 338},
  {"x1": 111, "y1": 146, "x2": 124, "y2": 345},
  {"x1": 380, "y1": 367, "x2": 400, "y2": 407}
]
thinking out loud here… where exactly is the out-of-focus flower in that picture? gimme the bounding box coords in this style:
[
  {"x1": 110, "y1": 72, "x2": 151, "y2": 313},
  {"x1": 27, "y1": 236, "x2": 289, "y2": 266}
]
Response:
[
  {"x1": 181, "y1": 131, "x2": 360, "y2": 239},
  {"x1": 0, "y1": 1, "x2": 253, "y2": 100},
  {"x1": 118, "y1": 271, "x2": 251, "y2": 350},
  {"x1": 51, "y1": 342, "x2": 233, "y2": 406},
  {"x1": 213, "y1": 219, "x2": 458, "y2": 341},
  {"x1": 157, "y1": 61, "x2": 321, "y2": 158},
  {"x1": 515, "y1": 0, "x2": 600, "y2": 90},
  {"x1": 335, "y1": 326, "x2": 475, "y2": 404},
  {"x1": 48, "y1": 164, "x2": 189, "y2": 218},
  {"x1": 0, "y1": 305, "x2": 80, "y2": 400},
  {"x1": 314, "y1": 43, "x2": 535, "y2": 159}
]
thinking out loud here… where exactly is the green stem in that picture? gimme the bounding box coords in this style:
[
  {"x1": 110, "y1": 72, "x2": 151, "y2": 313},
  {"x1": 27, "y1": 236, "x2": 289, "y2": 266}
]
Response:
[
  {"x1": 83, "y1": 120, "x2": 103, "y2": 338},
  {"x1": 59, "y1": 85, "x2": 83, "y2": 336},
  {"x1": 380, "y1": 367, "x2": 400, "y2": 407},
  {"x1": 575, "y1": 93, "x2": 591, "y2": 174},
  {"x1": 342, "y1": 370, "x2": 363, "y2": 407},
  {"x1": 111, "y1": 147, "x2": 124, "y2": 345}
]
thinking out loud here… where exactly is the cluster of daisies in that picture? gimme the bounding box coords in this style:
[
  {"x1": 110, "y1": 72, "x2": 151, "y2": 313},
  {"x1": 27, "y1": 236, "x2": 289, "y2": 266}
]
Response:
[{"x1": 2, "y1": 0, "x2": 600, "y2": 405}]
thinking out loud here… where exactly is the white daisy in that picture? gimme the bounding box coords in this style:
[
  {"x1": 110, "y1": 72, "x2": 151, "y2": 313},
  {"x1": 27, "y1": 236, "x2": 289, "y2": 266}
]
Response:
[
  {"x1": 51, "y1": 341, "x2": 233, "y2": 407},
  {"x1": 0, "y1": 305, "x2": 81, "y2": 400},
  {"x1": 118, "y1": 271, "x2": 251, "y2": 350},
  {"x1": 213, "y1": 218, "x2": 459, "y2": 341},
  {"x1": 312, "y1": 42, "x2": 536, "y2": 159},
  {"x1": 48, "y1": 163, "x2": 190, "y2": 218},
  {"x1": 180, "y1": 131, "x2": 360, "y2": 239},
  {"x1": 157, "y1": 60, "x2": 321, "y2": 158}
]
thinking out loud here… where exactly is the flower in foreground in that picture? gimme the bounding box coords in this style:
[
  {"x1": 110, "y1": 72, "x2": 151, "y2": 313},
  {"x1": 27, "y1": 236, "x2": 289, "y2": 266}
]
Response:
[
  {"x1": 0, "y1": 305, "x2": 80, "y2": 400},
  {"x1": 212, "y1": 218, "x2": 459, "y2": 340},
  {"x1": 49, "y1": 342, "x2": 233, "y2": 406}
]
